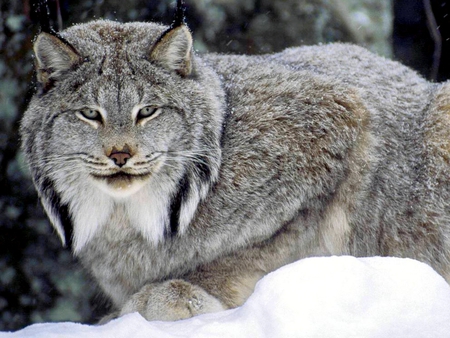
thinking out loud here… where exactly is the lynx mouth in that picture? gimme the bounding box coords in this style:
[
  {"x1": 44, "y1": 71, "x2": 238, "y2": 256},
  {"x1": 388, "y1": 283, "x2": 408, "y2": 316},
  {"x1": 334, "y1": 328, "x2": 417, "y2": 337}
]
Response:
[
  {"x1": 92, "y1": 172, "x2": 150, "y2": 184},
  {"x1": 91, "y1": 171, "x2": 152, "y2": 196}
]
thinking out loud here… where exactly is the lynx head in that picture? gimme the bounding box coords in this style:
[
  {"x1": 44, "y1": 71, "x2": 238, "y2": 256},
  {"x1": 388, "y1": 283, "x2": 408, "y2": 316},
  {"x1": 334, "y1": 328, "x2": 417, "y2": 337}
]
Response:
[{"x1": 21, "y1": 20, "x2": 224, "y2": 253}]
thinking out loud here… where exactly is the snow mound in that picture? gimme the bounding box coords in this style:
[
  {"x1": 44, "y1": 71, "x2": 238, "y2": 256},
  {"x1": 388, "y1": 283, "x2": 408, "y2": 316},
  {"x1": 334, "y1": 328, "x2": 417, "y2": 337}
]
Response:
[{"x1": 2, "y1": 256, "x2": 450, "y2": 338}]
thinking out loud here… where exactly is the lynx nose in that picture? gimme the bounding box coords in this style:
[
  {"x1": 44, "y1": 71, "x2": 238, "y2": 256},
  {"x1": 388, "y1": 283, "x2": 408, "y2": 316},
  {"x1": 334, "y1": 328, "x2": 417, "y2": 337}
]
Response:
[{"x1": 108, "y1": 145, "x2": 132, "y2": 167}]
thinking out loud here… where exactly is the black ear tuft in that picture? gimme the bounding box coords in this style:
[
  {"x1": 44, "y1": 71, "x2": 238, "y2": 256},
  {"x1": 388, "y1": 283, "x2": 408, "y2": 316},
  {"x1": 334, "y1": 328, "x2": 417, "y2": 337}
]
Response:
[
  {"x1": 172, "y1": 0, "x2": 187, "y2": 28},
  {"x1": 33, "y1": 0, "x2": 76, "y2": 90},
  {"x1": 34, "y1": 0, "x2": 57, "y2": 35}
]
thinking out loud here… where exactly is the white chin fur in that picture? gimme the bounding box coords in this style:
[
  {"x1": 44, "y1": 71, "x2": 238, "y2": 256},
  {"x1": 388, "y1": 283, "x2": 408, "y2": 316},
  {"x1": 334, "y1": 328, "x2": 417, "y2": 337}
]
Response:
[
  {"x1": 57, "y1": 180, "x2": 114, "y2": 254},
  {"x1": 93, "y1": 177, "x2": 150, "y2": 198},
  {"x1": 57, "y1": 174, "x2": 177, "y2": 254}
]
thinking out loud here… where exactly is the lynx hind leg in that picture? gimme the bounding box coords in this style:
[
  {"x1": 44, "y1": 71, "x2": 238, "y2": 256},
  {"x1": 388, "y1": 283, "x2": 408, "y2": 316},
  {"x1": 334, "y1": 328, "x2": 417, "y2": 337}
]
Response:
[{"x1": 119, "y1": 279, "x2": 226, "y2": 321}]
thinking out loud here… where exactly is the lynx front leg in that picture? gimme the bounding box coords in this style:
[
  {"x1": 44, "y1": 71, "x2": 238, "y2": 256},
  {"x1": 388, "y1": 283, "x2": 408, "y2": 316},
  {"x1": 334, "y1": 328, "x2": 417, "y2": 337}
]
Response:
[
  {"x1": 119, "y1": 219, "x2": 305, "y2": 321},
  {"x1": 119, "y1": 279, "x2": 225, "y2": 321}
]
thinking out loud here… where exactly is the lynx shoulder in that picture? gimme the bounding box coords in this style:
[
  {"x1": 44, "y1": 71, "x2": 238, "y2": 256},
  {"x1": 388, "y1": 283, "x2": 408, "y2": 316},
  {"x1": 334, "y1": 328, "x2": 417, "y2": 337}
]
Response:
[{"x1": 21, "y1": 19, "x2": 450, "y2": 321}]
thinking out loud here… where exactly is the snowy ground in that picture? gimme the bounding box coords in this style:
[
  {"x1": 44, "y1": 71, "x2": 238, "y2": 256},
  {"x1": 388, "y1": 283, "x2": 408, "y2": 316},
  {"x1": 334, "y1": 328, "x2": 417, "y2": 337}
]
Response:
[{"x1": 2, "y1": 256, "x2": 450, "y2": 338}]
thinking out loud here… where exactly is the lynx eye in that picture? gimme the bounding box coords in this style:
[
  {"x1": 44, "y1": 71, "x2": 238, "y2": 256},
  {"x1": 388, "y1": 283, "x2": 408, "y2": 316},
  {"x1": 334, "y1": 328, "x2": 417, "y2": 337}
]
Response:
[
  {"x1": 136, "y1": 106, "x2": 162, "y2": 125},
  {"x1": 78, "y1": 108, "x2": 102, "y2": 121},
  {"x1": 75, "y1": 108, "x2": 104, "y2": 128}
]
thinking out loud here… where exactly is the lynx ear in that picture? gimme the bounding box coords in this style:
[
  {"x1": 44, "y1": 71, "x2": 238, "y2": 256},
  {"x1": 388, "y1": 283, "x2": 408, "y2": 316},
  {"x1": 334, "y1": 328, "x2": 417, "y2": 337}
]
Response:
[
  {"x1": 150, "y1": 25, "x2": 194, "y2": 77},
  {"x1": 33, "y1": 32, "x2": 82, "y2": 86}
]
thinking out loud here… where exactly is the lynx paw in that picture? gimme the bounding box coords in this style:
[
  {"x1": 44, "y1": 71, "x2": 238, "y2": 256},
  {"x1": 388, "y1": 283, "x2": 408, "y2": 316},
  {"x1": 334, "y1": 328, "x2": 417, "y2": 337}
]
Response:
[{"x1": 120, "y1": 279, "x2": 226, "y2": 321}]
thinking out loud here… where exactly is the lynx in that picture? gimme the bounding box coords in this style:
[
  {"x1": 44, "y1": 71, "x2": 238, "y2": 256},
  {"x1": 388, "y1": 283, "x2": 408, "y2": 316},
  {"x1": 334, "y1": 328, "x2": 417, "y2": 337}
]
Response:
[{"x1": 21, "y1": 11, "x2": 450, "y2": 321}]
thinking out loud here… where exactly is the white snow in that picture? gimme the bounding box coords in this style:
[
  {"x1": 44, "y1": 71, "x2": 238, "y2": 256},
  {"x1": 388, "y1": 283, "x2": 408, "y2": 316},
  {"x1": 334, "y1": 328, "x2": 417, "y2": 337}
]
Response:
[{"x1": 2, "y1": 256, "x2": 450, "y2": 338}]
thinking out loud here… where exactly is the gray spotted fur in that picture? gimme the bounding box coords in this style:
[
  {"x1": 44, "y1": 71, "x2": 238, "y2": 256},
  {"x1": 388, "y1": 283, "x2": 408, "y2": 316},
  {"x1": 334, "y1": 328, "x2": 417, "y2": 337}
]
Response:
[{"x1": 21, "y1": 20, "x2": 450, "y2": 321}]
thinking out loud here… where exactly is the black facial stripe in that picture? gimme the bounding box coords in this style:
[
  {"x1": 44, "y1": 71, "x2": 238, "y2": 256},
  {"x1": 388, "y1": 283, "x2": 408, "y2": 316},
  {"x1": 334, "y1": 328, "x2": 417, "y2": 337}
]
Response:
[
  {"x1": 168, "y1": 173, "x2": 190, "y2": 237},
  {"x1": 41, "y1": 177, "x2": 73, "y2": 249},
  {"x1": 59, "y1": 203, "x2": 73, "y2": 249},
  {"x1": 194, "y1": 156, "x2": 212, "y2": 185}
]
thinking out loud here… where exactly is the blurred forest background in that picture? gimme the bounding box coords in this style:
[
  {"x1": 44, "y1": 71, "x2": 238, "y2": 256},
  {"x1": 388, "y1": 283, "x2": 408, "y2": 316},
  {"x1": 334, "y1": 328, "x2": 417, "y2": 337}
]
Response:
[{"x1": 0, "y1": 0, "x2": 449, "y2": 331}]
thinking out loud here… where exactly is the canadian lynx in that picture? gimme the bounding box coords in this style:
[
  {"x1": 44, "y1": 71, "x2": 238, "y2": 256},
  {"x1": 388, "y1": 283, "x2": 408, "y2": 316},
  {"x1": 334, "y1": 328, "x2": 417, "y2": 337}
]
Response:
[{"x1": 22, "y1": 8, "x2": 450, "y2": 321}]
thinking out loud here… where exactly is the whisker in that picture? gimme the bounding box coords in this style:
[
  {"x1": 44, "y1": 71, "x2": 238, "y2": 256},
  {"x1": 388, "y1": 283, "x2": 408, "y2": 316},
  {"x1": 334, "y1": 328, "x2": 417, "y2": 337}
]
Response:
[
  {"x1": 40, "y1": 165, "x2": 83, "y2": 178},
  {"x1": 158, "y1": 161, "x2": 179, "y2": 171},
  {"x1": 31, "y1": 153, "x2": 108, "y2": 170},
  {"x1": 165, "y1": 157, "x2": 209, "y2": 169},
  {"x1": 29, "y1": 150, "x2": 218, "y2": 178}
]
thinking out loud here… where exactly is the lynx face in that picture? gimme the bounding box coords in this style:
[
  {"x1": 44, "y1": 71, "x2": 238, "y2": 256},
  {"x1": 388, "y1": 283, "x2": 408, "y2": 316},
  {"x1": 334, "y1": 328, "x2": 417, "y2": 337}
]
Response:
[
  {"x1": 48, "y1": 72, "x2": 191, "y2": 200},
  {"x1": 22, "y1": 21, "x2": 224, "y2": 252}
]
